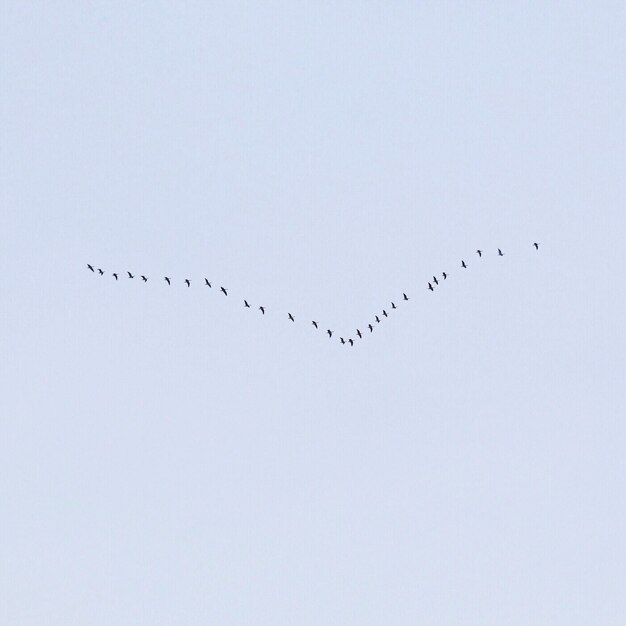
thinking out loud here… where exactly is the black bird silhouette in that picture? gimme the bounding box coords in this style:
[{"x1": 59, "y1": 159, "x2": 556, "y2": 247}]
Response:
[
  {"x1": 288, "y1": 313, "x2": 295, "y2": 322},
  {"x1": 127, "y1": 272, "x2": 134, "y2": 278},
  {"x1": 356, "y1": 329, "x2": 362, "y2": 338},
  {"x1": 375, "y1": 315, "x2": 381, "y2": 323},
  {"x1": 428, "y1": 282, "x2": 434, "y2": 291},
  {"x1": 477, "y1": 249, "x2": 482, "y2": 257},
  {"x1": 164, "y1": 277, "x2": 171, "y2": 285},
  {"x1": 327, "y1": 329, "x2": 333, "y2": 338},
  {"x1": 141, "y1": 276, "x2": 148, "y2": 282},
  {"x1": 348, "y1": 338, "x2": 354, "y2": 346},
  {"x1": 340, "y1": 337, "x2": 345, "y2": 344},
  {"x1": 87, "y1": 264, "x2": 94, "y2": 272},
  {"x1": 220, "y1": 287, "x2": 228, "y2": 296},
  {"x1": 533, "y1": 242, "x2": 539, "y2": 250},
  {"x1": 383, "y1": 310, "x2": 388, "y2": 317},
  {"x1": 461, "y1": 260, "x2": 467, "y2": 268},
  {"x1": 433, "y1": 276, "x2": 438, "y2": 285},
  {"x1": 205, "y1": 278, "x2": 212, "y2": 287},
  {"x1": 112, "y1": 273, "x2": 118, "y2": 280},
  {"x1": 244, "y1": 300, "x2": 250, "y2": 308},
  {"x1": 368, "y1": 324, "x2": 374, "y2": 332},
  {"x1": 391, "y1": 302, "x2": 397, "y2": 309},
  {"x1": 403, "y1": 293, "x2": 409, "y2": 301},
  {"x1": 312, "y1": 321, "x2": 318, "y2": 328},
  {"x1": 442, "y1": 272, "x2": 447, "y2": 280},
  {"x1": 498, "y1": 248, "x2": 504, "y2": 256},
  {"x1": 259, "y1": 306, "x2": 265, "y2": 314},
  {"x1": 98, "y1": 269, "x2": 104, "y2": 275},
  {"x1": 185, "y1": 279, "x2": 191, "y2": 287}
]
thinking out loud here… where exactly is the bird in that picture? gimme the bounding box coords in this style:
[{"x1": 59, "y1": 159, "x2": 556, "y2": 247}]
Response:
[
  {"x1": 327, "y1": 329, "x2": 333, "y2": 338},
  {"x1": 259, "y1": 306, "x2": 265, "y2": 314},
  {"x1": 533, "y1": 242, "x2": 539, "y2": 250},
  {"x1": 141, "y1": 275, "x2": 148, "y2": 282},
  {"x1": 127, "y1": 272, "x2": 134, "y2": 278},
  {"x1": 164, "y1": 277, "x2": 171, "y2": 285},
  {"x1": 433, "y1": 276, "x2": 438, "y2": 285},
  {"x1": 383, "y1": 310, "x2": 388, "y2": 318},
  {"x1": 498, "y1": 248, "x2": 504, "y2": 256},
  {"x1": 244, "y1": 300, "x2": 250, "y2": 308},
  {"x1": 288, "y1": 313, "x2": 295, "y2": 322},
  {"x1": 220, "y1": 287, "x2": 228, "y2": 296},
  {"x1": 87, "y1": 264, "x2": 94, "y2": 272},
  {"x1": 368, "y1": 324, "x2": 374, "y2": 332},
  {"x1": 428, "y1": 282, "x2": 434, "y2": 291},
  {"x1": 205, "y1": 278, "x2": 212, "y2": 287},
  {"x1": 348, "y1": 338, "x2": 354, "y2": 346},
  {"x1": 185, "y1": 279, "x2": 191, "y2": 287},
  {"x1": 461, "y1": 260, "x2": 467, "y2": 268},
  {"x1": 403, "y1": 293, "x2": 409, "y2": 301},
  {"x1": 356, "y1": 329, "x2": 362, "y2": 338},
  {"x1": 340, "y1": 337, "x2": 346, "y2": 344},
  {"x1": 375, "y1": 315, "x2": 381, "y2": 323},
  {"x1": 112, "y1": 273, "x2": 118, "y2": 280},
  {"x1": 312, "y1": 321, "x2": 318, "y2": 328},
  {"x1": 391, "y1": 302, "x2": 397, "y2": 310},
  {"x1": 97, "y1": 268, "x2": 104, "y2": 275},
  {"x1": 442, "y1": 272, "x2": 447, "y2": 280},
  {"x1": 477, "y1": 249, "x2": 482, "y2": 257}
]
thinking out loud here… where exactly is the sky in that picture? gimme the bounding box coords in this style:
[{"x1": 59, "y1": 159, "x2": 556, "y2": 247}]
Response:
[{"x1": 1, "y1": 2, "x2": 625, "y2": 625}]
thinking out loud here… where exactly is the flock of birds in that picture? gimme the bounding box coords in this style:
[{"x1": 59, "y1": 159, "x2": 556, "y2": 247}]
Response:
[{"x1": 87, "y1": 243, "x2": 540, "y2": 345}]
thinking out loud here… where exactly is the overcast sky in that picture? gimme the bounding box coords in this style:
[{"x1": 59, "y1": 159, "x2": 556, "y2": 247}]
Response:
[{"x1": 2, "y1": 2, "x2": 625, "y2": 625}]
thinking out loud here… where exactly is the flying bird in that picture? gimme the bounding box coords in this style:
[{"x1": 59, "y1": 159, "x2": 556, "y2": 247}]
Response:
[
  {"x1": 442, "y1": 272, "x2": 447, "y2": 280},
  {"x1": 185, "y1": 279, "x2": 190, "y2": 287},
  {"x1": 428, "y1": 282, "x2": 434, "y2": 291},
  {"x1": 403, "y1": 293, "x2": 409, "y2": 301},
  {"x1": 87, "y1": 264, "x2": 94, "y2": 272},
  {"x1": 205, "y1": 278, "x2": 212, "y2": 287},
  {"x1": 112, "y1": 273, "x2": 118, "y2": 280},
  {"x1": 356, "y1": 329, "x2": 362, "y2": 338},
  {"x1": 259, "y1": 306, "x2": 265, "y2": 314},
  {"x1": 382, "y1": 310, "x2": 388, "y2": 318},
  {"x1": 461, "y1": 260, "x2": 467, "y2": 268},
  {"x1": 375, "y1": 315, "x2": 381, "y2": 323},
  {"x1": 141, "y1": 275, "x2": 148, "y2": 282},
  {"x1": 127, "y1": 272, "x2": 134, "y2": 278},
  {"x1": 340, "y1": 337, "x2": 346, "y2": 345},
  {"x1": 288, "y1": 313, "x2": 295, "y2": 322},
  {"x1": 533, "y1": 242, "x2": 539, "y2": 250},
  {"x1": 312, "y1": 321, "x2": 318, "y2": 328},
  {"x1": 220, "y1": 287, "x2": 228, "y2": 296},
  {"x1": 433, "y1": 276, "x2": 438, "y2": 285},
  {"x1": 391, "y1": 302, "x2": 397, "y2": 309},
  {"x1": 477, "y1": 249, "x2": 482, "y2": 257},
  {"x1": 97, "y1": 269, "x2": 104, "y2": 275},
  {"x1": 498, "y1": 248, "x2": 504, "y2": 256},
  {"x1": 244, "y1": 300, "x2": 250, "y2": 308},
  {"x1": 327, "y1": 329, "x2": 333, "y2": 338},
  {"x1": 348, "y1": 339, "x2": 354, "y2": 346},
  {"x1": 368, "y1": 324, "x2": 374, "y2": 332}
]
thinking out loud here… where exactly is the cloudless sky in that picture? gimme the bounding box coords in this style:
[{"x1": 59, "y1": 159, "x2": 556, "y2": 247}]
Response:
[{"x1": 1, "y1": 2, "x2": 625, "y2": 625}]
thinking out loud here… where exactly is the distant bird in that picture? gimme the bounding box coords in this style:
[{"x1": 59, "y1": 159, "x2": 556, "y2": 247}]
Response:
[
  {"x1": 356, "y1": 329, "x2": 362, "y2": 338},
  {"x1": 127, "y1": 272, "x2": 134, "y2": 279},
  {"x1": 477, "y1": 249, "x2": 482, "y2": 257},
  {"x1": 87, "y1": 264, "x2": 94, "y2": 272},
  {"x1": 442, "y1": 272, "x2": 447, "y2": 280},
  {"x1": 97, "y1": 268, "x2": 104, "y2": 275},
  {"x1": 533, "y1": 242, "x2": 539, "y2": 250},
  {"x1": 259, "y1": 306, "x2": 265, "y2": 314},
  {"x1": 368, "y1": 324, "x2": 374, "y2": 332},
  {"x1": 340, "y1": 337, "x2": 346, "y2": 345},
  {"x1": 220, "y1": 287, "x2": 228, "y2": 296},
  {"x1": 112, "y1": 273, "x2": 118, "y2": 280},
  {"x1": 391, "y1": 302, "x2": 397, "y2": 309},
  {"x1": 141, "y1": 275, "x2": 148, "y2": 282},
  {"x1": 498, "y1": 248, "x2": 504, "y2": 256},
  {"x1": 205, "y1": 278, "x2": 212, "y2": 287},
  {"x1": 428, "y1": 282, "x2": 434, "y2": 291},
  {"x1": 403, "y1": 293, "x2": 409, "y2": 301},
  {"x1": 327, "y1": 329, "x2": 333, "y2": 338},
  {"x1": 382, "y1": 310, "x2": 388, "y2": 318},
  {"x1": 312, "y1": 321, "x2": 318, "y2": 328},
  {"x1": 185, "y1": 279, "x2": 190, "y2": 287},
  {"x1": 244, "y1": 300, "x2": 250, "y2": 308},
  {"x1": 461, "y1": 260, "x2": 467, "y2": 268},
  {"x1": 348, "y1": 338, "x2": 354, "y2": 346},
  {"x1": 375, "y1": 315, "x2": 380, "y2": 323},
  {"x1": 433, "y1": 276, "x2": 438, "y2": 285},
  {"x1": 164, "y1": 277, "x2": 171, "y2": 285},
  {"x1": 288, "y1": 313, "x2": 295, "y2": 322}
]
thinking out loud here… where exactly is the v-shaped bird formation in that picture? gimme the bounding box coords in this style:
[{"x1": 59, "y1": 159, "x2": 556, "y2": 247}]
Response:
[{"x1": 86, "y1": 243, "x2": 540, "y2": 345}]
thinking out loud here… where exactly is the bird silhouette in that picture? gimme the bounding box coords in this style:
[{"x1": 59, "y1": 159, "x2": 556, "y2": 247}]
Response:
[
  {"x1": 97, "y1": 269, "x2": 104, "y2": 275},
  {"x1": 498, "y1": 248, "x2": 504, "y2": 256},
  {"x1": 340, "y1": 337, "x2": 345, "y2": 344},
  {"x1": 288, "y1": 313, "x2": 295, "y2": 322},
  {"x1": 403, "y1": 293, "x2": 409, "y2": 301},
  {"x1": 368, "y1": 324, "x2": 374, "y2": 332},
  {"x1": 391, "y1": 302, "x2": 397, "y2": 309},
  {"x1": 442, "y1": 272, "x2": 447, "y2": 280},
  {"x1": 428, "y1": 282, "x2": 434, "y2": 291},
  {"x1": 87, "y1": 264, "x2": 94, "y2": 272},
  {"x1": 205, "y1": 278, "x2": 212, "y2": 287},
  {"x1": 433, "y1": 276, "x2": 438, "y2": 285},
  {"x1": 112, "y1": 273, "x2": 118, "y2": 280},
  {"x1": 356, "y1": 329, "x2": 362, "y2": 338},
  {"x1": 348, "y1": 338, "x2": 354, "y2": 346},
  {"x1": 312, "y1": 321, "x2": 318, "y2": 328},
  {"x1": 220, "y1": 287, "x2": 228, "y2": 296},
  {"x1": 383, "y1": 310, "x2": 388, "y2": 317},
  {"x1": 327, "y1": 329, "x2": 333, "y2": 338},
  {"x1": 533, "y1": 242, "x2": 539, "y2": 250},
  {"x1": 164, "y1": 277, "x2": 171, "y2": 285},
  {"x1": 375, "y1": 315, "x2": 381, "y2": 323},
  {"x1": 461, "y1": 260, "x2": 467, "y2": 268},
  {"x1": 477, "y1": 249, "x2": 482, "y2": 257},
  {"x1": 259, "y1": 306, "x2": 265, "y2": 314},
  {"x1": 141, "y1": 276, "x2": 148, "y2": 282},
  {"x1": 185, "y1": 279, "x2": 191, "y2": 287},
  {"x1": 127, "y1": 272, "x2": 134, "y2": 278},
  {"x1": 244, "y1": 300, "x2": 250, "y2": 308}
]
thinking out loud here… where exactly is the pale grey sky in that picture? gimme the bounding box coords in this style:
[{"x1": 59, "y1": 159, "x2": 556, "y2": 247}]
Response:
[{"x1": 1, "y1": 2, "x2": 625, "y2": 625}]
